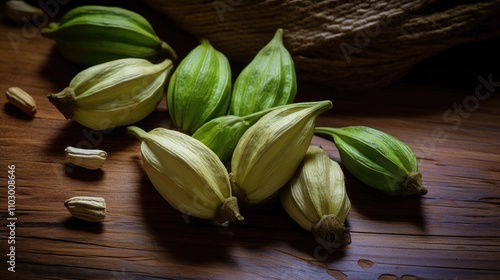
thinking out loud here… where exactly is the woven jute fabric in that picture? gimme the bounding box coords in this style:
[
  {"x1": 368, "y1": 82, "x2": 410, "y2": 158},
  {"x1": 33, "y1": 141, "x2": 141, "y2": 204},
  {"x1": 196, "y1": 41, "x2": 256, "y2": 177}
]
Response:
[{"x1": 145, "y1": 0, "x2": 500, "y2": 90}]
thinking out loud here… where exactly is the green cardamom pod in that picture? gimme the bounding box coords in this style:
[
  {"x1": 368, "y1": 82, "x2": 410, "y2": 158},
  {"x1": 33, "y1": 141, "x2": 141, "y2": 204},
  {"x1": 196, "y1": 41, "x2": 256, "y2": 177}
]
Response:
[
  {"x1": 127, "y1": 126, "x2": 244, "y2": 224},
  {"x1": 41, "y1": 5, "x2": 176, "y2": 66},
  {"x1": 167, "y1": 39, "x2": 232, "y2": 134},
  {"x1": 230, "y1": 100, "x2": 333, "y2": 206},
  {"x1": 191, "y1": 115, "x2": 252, "y2": 164},
  {"x1": 280, "y1": 146, "x2": 351, "y2": 249},
  {"x1": 47, "y1": 58, "x2": 173, "y2": 131},
  {"x1": 229, "y1": 28, "x2": 297, "y2": 116},
  {"x1": 315, "y1": 126, "x2": 428, "y2": 196}
]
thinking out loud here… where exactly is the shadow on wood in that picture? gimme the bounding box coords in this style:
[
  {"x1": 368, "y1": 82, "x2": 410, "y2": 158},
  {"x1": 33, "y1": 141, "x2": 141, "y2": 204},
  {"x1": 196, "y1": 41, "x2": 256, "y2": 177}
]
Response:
[
  {"x1": 64, "y1": 163, "x2": 105, "y2": 181},
  {"x1": 133, "y1": 156, "x2": 237, "y2": 265},
  {"x1": 63, "y1": 216, "x2": 105, "y2": 234},
  {"x1": 3, "y1": 102, "x2": 35, "y2": 120},
  {"x1": 345, "y1": 169, "x2": 426, "y2": 232}
]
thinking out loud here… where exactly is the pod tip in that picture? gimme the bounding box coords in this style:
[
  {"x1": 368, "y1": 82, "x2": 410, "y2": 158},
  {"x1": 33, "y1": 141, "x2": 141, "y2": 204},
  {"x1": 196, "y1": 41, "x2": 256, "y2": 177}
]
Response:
[
  {"x1": 215, "y1": 196, "x2": 244, "y2": 224},
  {"x1": 312, "y1": 215, "x2": 351, "y2": 252},
  {"x1": 47, "y1": 87, "x2": 77, "y2": 119},
  {"x1": 402, "y1": 171, "x2": 428, "y2": 196}
]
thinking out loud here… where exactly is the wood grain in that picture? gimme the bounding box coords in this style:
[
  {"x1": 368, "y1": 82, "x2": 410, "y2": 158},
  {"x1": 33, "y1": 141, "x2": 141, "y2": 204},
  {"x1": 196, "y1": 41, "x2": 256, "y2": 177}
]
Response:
[{"x1": 1, "y1": 1, "x2": 499, "y2": 279}]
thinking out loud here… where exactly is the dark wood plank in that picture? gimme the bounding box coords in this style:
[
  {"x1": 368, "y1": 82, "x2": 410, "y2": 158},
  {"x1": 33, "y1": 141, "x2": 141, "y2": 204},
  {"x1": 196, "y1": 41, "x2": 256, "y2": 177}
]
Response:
[{"x1": 1, "y1": 1, "x2": 499, "y2": 279}]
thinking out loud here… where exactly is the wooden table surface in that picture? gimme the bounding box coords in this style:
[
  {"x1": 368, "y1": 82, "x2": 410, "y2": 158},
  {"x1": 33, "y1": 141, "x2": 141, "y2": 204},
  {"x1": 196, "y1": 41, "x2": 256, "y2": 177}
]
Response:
[{"x1": 1, "y1": 1, "x2": 499, "y2": 280}]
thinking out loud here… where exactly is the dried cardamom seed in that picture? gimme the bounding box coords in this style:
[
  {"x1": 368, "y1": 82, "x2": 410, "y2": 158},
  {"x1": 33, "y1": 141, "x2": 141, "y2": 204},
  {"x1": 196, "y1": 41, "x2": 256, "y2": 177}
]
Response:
[
  {"x1": 65, "y1": 146, "x2": 107, "y2": 170},
  {"x1": 64, "y1": 196, "x2": 106, "y2": 222},
  {"x1": 5, "y1": 87, "x2": 37, "y2": 117}
]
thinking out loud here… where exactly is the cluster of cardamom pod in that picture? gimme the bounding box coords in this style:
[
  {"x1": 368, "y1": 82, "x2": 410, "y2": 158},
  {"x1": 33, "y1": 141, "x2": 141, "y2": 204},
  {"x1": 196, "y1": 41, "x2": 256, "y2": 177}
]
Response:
[
  {"x1": 43, "y1": 5, "x2": 177, "y2": 130},
  {"x1": 42, "y1": 5, "x2": 427, "y2": 254}
]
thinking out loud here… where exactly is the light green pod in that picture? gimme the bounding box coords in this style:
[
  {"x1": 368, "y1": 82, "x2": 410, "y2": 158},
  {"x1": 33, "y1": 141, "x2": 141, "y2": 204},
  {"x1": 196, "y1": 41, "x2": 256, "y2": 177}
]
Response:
[
  {"x1": 315, "y1": 126, "x2": 428, "y2": 196},
  {"x1": 229, "y1": 28, "x2": 297, "y2": 116},
  {"x1": 230, "y1": 100, "x2": 333, "y2": 206},
  {"x1": 191, "y1": 115, "x2": 252, "y2": 165},
  {"x1": 167, "y1": 39, "x2": 232, "y2": 134}
]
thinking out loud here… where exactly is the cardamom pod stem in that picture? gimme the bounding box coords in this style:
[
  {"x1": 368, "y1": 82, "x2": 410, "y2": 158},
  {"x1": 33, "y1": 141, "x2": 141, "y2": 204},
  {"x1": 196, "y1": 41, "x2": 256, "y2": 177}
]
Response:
[{"x1": 159, "y1": 41, "x2": 177, "y2": 60}]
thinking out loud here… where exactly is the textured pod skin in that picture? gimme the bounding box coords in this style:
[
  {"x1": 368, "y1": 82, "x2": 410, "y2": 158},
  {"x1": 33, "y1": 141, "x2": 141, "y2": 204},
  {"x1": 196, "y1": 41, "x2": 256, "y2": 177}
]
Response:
[
  {"x1": 230, "y1": 100, "x2": 332, "y2": 205},
  {"x1": 5, "y1": 86, "x2": 37, "y2": 116},
  {"x1": 64, "y1": 196, "x2": 106, "y2": 223},
  {"x1": 280, "y1": 146, "x2": 351, "y2": 249},
  {"x1": 229, "y1": 28, "x2": 297, "y2": 116},
  {"x1": 127, "y1": 126, "x2": 243, "y2": 223},
  {"x1": 41, "y1": 5, "x2": 176, "y2": 66},
  {"x1": 167, "y1": 39, "x2": 232, "y2": 134},
  {"x1": 192, "y1": 102, "x2": 330, "y2": 164},
  {"x1": 47, "y1": 58, "x2": 173, "y2": 130},
  {"x1": 191, "y1": 115, "x2": 251, "y2": 164},
  {"x1": 315, "y1": 126, "x2": 427, "y2": 196},
  {"x1": 65, "y1": 146, "x2": 107, "y2": 170}
]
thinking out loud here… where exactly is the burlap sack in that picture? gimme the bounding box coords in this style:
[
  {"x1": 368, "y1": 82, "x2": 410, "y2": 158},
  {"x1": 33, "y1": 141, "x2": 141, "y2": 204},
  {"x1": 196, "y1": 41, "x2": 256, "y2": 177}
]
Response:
[{"x1": 145, "y1": 0, "x2": 500, "y2": 90}]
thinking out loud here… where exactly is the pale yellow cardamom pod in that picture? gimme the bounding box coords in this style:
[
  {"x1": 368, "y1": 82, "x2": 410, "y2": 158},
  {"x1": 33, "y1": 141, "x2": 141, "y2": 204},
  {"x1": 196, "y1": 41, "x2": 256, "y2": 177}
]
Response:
[
  {"x1": 230, "y1": 100, "x2": 333, "y2": 206},
  {"x1": 192, "y1": 101, "x2": 324, "y2": 164},
  {"x1": 48, "y1": 58, "x2": 173, "y2": 130},
  {"x1": 127, "y1": 126, "x2": 243, "y2": 224},
  {"x1": 280, "y1": 146, "x2": 351, "y2": 250}
]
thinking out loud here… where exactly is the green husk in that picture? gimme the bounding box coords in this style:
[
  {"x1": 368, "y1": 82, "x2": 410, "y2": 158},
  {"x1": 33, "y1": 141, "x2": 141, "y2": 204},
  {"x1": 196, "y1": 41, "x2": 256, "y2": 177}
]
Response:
[{"x1": 315, "y1": 126, "x2": 427, "y2": 196}]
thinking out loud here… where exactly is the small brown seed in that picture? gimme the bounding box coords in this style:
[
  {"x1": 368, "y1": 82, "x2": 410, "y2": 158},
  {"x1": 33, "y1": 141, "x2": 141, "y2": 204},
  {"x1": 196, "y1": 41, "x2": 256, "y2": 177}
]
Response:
[{"x1": 5, "y1": 87, "x2": 37, "y2": 116}]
